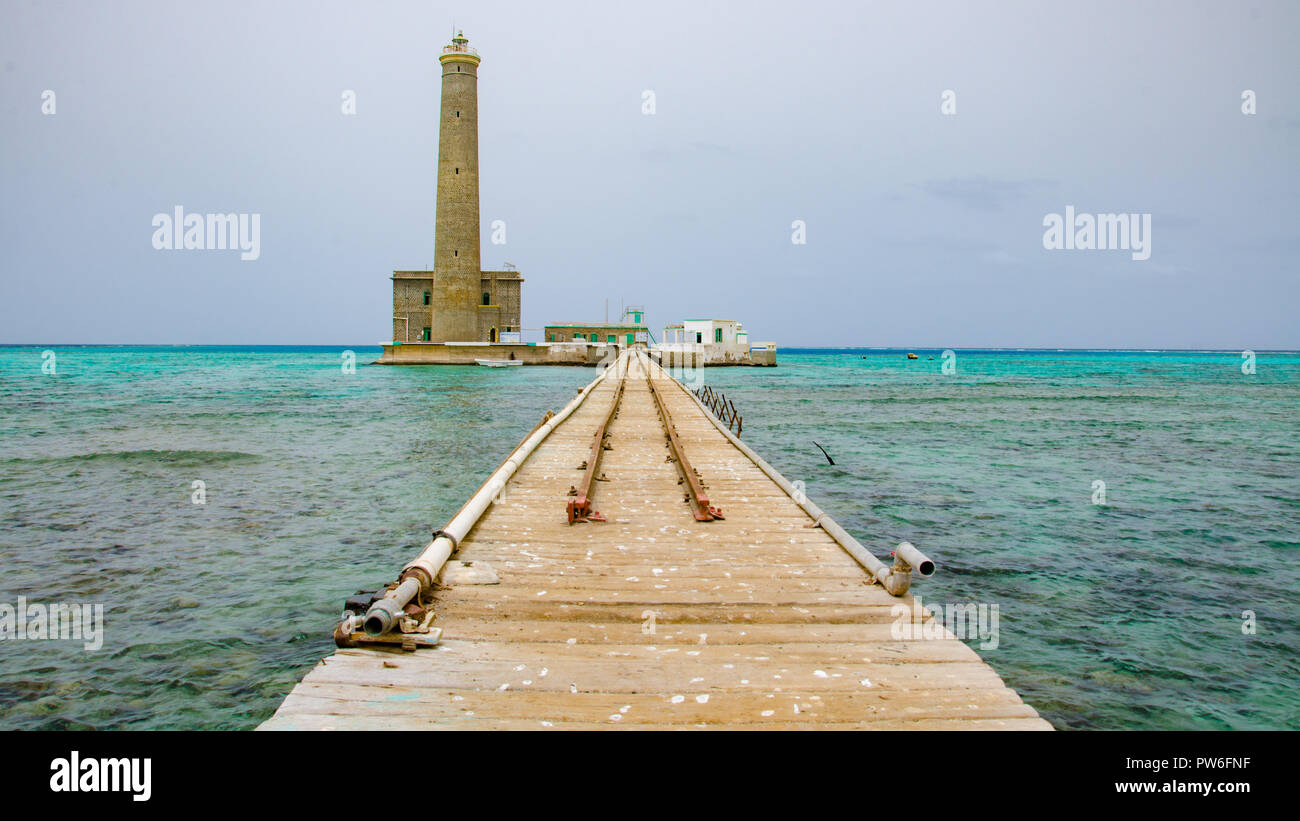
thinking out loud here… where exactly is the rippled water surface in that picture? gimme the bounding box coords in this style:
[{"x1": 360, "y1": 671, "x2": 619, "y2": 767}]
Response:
[{"x1": 1, "y1": 346, "x2": 1296, "y2": 729}]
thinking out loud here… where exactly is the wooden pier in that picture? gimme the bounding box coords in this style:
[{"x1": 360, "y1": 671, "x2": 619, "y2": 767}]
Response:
[{"x1": 261, "y1": 352, "x2": 1050, "y2": 730}]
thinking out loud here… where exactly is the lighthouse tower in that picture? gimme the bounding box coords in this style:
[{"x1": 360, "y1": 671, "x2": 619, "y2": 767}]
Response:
[
  {"x1": 430, "y1": 30, "x2": 483, "y2": 342},
  {"x1": 388, "y1": 31, "x2": 521, "y2": 350}
]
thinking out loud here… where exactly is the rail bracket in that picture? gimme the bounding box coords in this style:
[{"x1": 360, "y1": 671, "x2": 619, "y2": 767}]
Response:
[{"x1": 567, "y1": 496, "x2": 604, "y2": 524}]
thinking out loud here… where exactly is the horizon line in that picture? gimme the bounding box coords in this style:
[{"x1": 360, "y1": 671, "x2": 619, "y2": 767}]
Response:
[{"x1": 2, "y1": 343, "x2": 1298, "y2": 354}]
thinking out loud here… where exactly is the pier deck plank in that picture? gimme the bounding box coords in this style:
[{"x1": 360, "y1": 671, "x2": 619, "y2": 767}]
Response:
[{"x1": 260, "y1": 353, "x2": 1051, "y2": 730}]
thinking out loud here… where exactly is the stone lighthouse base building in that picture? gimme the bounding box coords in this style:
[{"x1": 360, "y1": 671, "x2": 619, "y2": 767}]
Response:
[{"x1": 391, "y1": 268, "x2": 523, "y2": 345}]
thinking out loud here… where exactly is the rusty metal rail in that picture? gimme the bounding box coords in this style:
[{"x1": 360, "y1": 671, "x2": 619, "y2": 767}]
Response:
[
  {"x1": 567, "y1": 377, "x2": 624, "y2": 523},
  {"x1": 566, "y1": 355, "x2": 722, "y2": 524},
  {"x1": 649, "y1": 369, "x2": 723, "y2": 522}
]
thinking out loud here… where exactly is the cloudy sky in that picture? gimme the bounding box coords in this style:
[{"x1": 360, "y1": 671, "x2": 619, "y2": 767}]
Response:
[{"x1": 2, "y1": 0, "x2": 1297, "y2": 347}]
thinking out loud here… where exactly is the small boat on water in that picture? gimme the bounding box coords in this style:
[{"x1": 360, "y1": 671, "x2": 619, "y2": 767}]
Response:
[
  {"x1": 906, "y1": 352, "x2": 919, "y2": 360},
  {"x1": 475, "y1": 358, "x2": 523, "y2": 367}
]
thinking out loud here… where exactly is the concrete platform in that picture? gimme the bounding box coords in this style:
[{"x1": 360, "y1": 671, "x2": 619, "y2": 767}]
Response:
[
  {"x1": 375, "y1": 342, "x2": 611, "y2": 366},
  {"x1": 376, "y1": 343, "x2": 777, "y2": 367}
]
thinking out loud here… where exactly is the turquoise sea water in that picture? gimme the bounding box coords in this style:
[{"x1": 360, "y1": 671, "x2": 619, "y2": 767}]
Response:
[{"x1": 0, "y1": 346, "x2": 1296, "y2": 730}]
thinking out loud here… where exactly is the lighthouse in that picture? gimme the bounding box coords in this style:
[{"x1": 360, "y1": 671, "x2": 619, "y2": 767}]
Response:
[
  {"x1": 390, "y1": 31, "x2": 522, "y2": 346},
  {"x1": 430, "y1": 30, "x2": 482, "y2": 342}
]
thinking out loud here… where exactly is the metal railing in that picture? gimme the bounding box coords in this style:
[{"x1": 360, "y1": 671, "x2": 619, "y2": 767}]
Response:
[{"x1": 693, "y1": 385, "x2": 742, "y2": 437}]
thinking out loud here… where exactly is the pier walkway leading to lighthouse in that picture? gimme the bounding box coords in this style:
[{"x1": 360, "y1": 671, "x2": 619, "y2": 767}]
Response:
[{"x1": 260, "y1": 351, "x2": 1050, "y2": 730}]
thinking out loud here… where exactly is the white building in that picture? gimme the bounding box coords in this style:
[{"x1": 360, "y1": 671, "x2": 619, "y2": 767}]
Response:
[
  {"x1": 660, "y1": 319, "x2": 764, "y2": 365},
  {"x1": 663, "y1": 319, "x2": 746, "y2": 346}
]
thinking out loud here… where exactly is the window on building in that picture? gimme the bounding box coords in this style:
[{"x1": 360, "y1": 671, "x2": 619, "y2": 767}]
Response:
[
  {"x1": 454, "y1": 250, "x2": 458, "y2": 257},
  {"x1": 626, "y1": 333, "x2": 634, "y2": 344},
  {"x1": 589, "y1": 333, "x2": 599, "y2": 342},
  {"x1": 696, "y1": 332, "x2": 703, "y2": 343},
  {"x1": 422, "y1": 327, "x2": 431, "y2": 341},
  {"x1": 715, "y1": 328, "x2": 723, "y2": 343},
  {"x1": 423, "y1": 291, "x2": 431, "y2": 306},
  {"x1": 482, "y1": 292, "x2": 491, "y2": 305},
  {"x1": 549, "y1": 334, "x2": 555, "y2": 342},
  {"x1": 607, "y1": 335, "x2": 616, "y2": 344},
  {"x1": 489, "y1": 327, "x2": 497, "y2": 342}
]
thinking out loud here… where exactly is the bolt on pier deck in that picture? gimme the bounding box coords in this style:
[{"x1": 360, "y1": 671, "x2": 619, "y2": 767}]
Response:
[{"x1": 260, "y1": 352, "x2": 1051, "y2": 730}]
